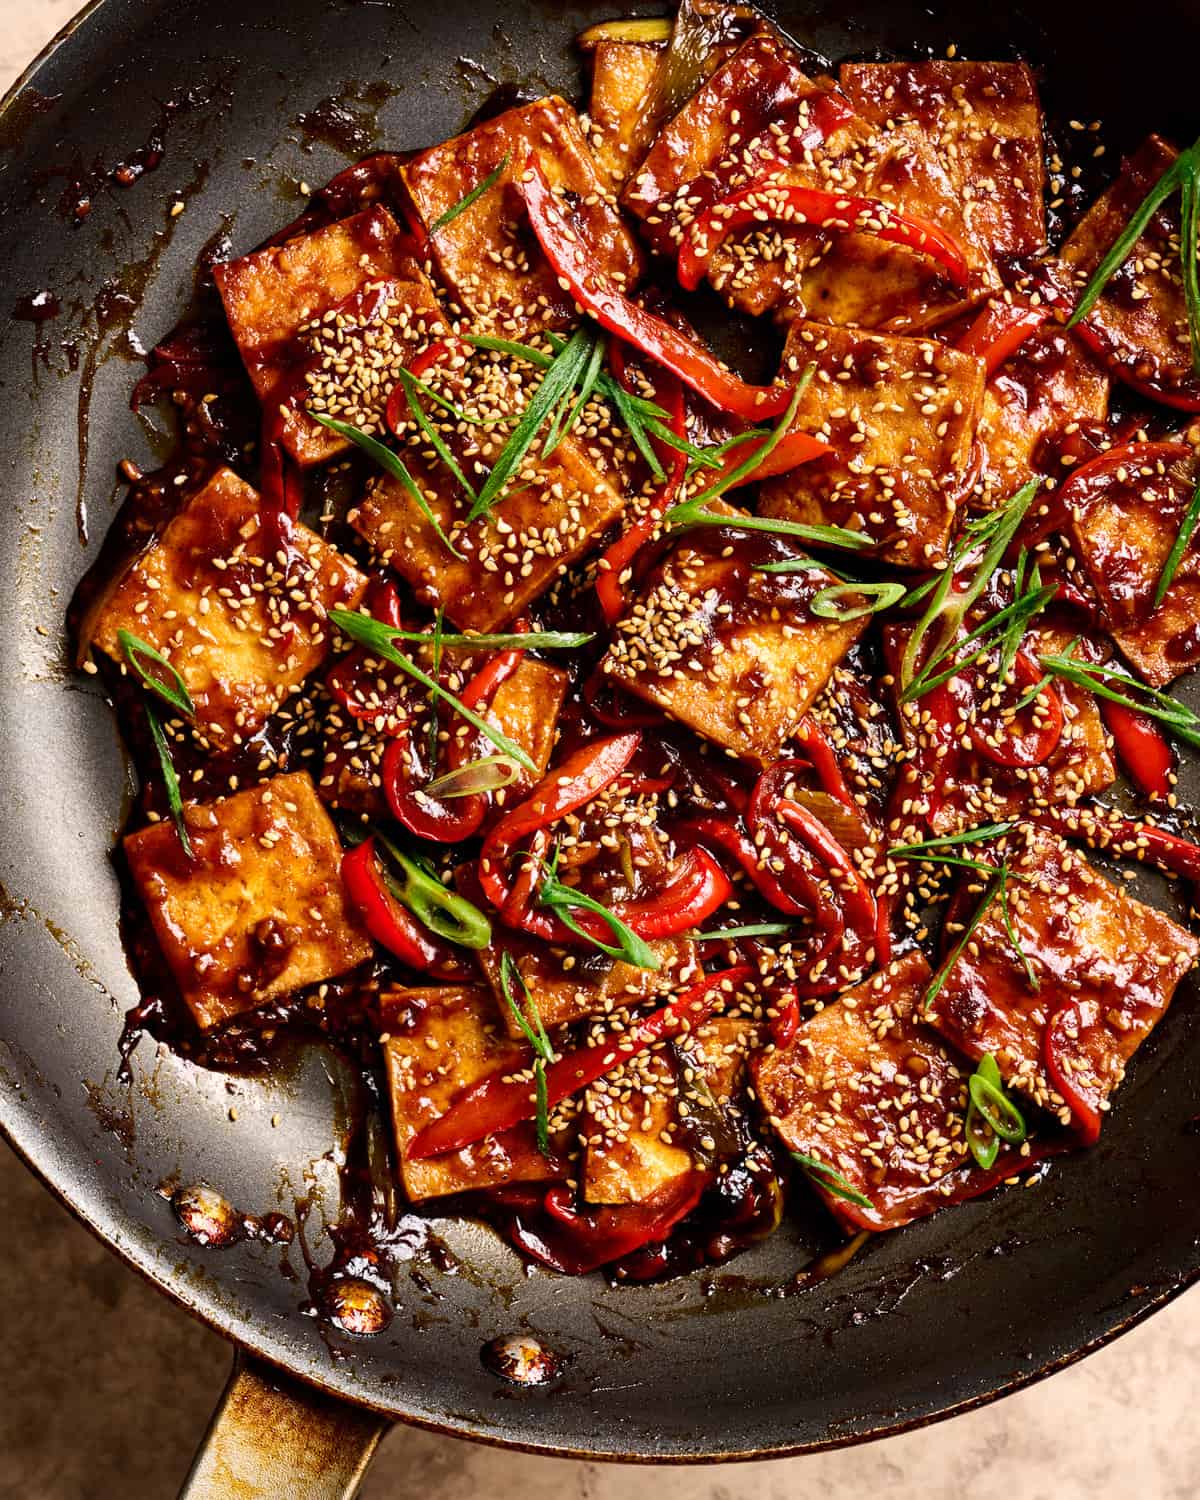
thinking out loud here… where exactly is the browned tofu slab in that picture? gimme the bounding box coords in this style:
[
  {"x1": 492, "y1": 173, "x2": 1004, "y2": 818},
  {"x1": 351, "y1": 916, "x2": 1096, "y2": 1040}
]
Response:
[
  {"x1": 758, "y1": 319, "x2": 986, "y2": 566},
  {"x1": 476, "y1": 930, "x2": 698, "y2": 1039},
  {"x1": 125, "y1": 771, "x2": 371, "y2": 1031},
  {"x1": 401, "y1": 96, "x2": 642, "y2": 337},
  {"x1": 586, "y1": 40, "x2": 665, "y2": 193},
  {"x1": 317, "y1": 655, "x2": 568, "y2": 821},
  {"x1": 1065, "y1": 442, "x2": 1200, "y2": 685},
  {"x1": 583, "y1": 1015, "x2": 755, "y2": 1204},
  {"x1": 91, "y1": 468, "x2": 367, "y2": 746},
  {"x1": 1061, "y1": 136, "x2": 1200, "y2": 409},
  {"x1": 927, "y1": 827, "x2": 1198, "y2": 1134},
  {"x1": 977, "y1": 324, "x2": 1110, "y2": 505},
  {"x1": 602, "y1": 504, "x2": 866, "y2": 763},
  {"x1": 885, "y1": 622, "x2": 1116, "y2": 836},
  {"x1": 840, "y1": 61, "x2": 1047, "y2": 261},
  {"x1": 624, "y1": 32, "x2": 998, "y2": 330},
  {"x1": 381, "y1": 985, "x2": 564, "y2": 1202},
  {"x1": 752, "y1": 951, "x2": 1024, "y2": 1232},
  {"x1": 215, "y1": 207, "x2": 434, "y2": 464},
  {"x1": 350, "y1": 355, "x2": 627, "y2": 632}
]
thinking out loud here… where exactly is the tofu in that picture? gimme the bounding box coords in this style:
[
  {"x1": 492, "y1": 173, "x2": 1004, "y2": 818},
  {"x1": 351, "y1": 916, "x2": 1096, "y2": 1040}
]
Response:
[
  {"x1": 401, "y1": 96, "x2": 642, "y2": 337},
  {"x1": 601, "y1": 503, "x2": 866, "y2": 763},
  {"x1": 623, "y1": 32, "x2": 999, "y2": 330},
  {"x1": 587, "y1": 40, "x2": 664, "y2": 192},
  {"x1": 318, "y1": 656, "x2": 568, "y2": 819},
  {"x1": 758, "y1": 319, "x2": 986, "y2": 567},
  {"x1": 350, "y1": 351, "x2": 627, "y2": 632},
  {"x1": 583, "y1": 1016, "x2": 755, "y2": 1204},
  {"x1": 381, "y1": 985, "x2": 564, "y2": 1202},
  {"x1": 476, "y1": 930, "x2": 698, "y2": 1039},
  {"x1": 1061, "y1": 136, "x2": 1200, "y2": 408},
  {"x1": 215, "y1": 207, "x2": 435, "y2": 464},
  {"x1": 885, "y1": 622, "x2": 1116, "y2": 835},
  {"x1": 977, "y1": 324, "x2": 1110, "y2": 506},
  {"x1": 124, "y1": 771, "x2": 372, "y2": 1031},
  {"x1": 926, "y1": 827, "x2": 1198, "y2": 1133},
  {"x1": 1065, "y1": 442, "x2": 1200, "y2": 685},
  {"x1": 840, "y1": 61, "x2": 1046, "y2": 261},
  {"x1": 91, "y1": 468, "x2": 367, "y2": 746},
  {"x1": 752, "y1": 951, "x2": 1016, "y2": 1232}
]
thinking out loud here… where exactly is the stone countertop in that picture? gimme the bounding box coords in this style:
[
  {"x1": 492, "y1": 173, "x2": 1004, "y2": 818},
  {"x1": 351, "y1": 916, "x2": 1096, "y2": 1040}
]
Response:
[{"x1": 1, "y1": 4, "x2": 1197, "y2": 1497}]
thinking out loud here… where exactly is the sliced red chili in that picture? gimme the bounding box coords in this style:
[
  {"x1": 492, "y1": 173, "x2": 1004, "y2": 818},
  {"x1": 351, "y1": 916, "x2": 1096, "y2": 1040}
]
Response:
[
  {"x1": 1101, "y1": 700, "x2": 1174, "y2": 801},
  {"x1": 678, "y1": 173, "x2": 970, "y2": 294},
  {"x1": 406, "y1": 965, "x2": 753, "y2": 1160},
  {"x1": 517, "y1": 156, "x2": 793, "y2": 420},
  {"x1": 1042, "y1": 1001, "x2": 1102, "y2": 1145},
  {"x1": 341, "y1": 838, "x2": 448, "y2": 971},
  {"x1": 955, "y1": 299, "x2": 1046, "y2": 377}
]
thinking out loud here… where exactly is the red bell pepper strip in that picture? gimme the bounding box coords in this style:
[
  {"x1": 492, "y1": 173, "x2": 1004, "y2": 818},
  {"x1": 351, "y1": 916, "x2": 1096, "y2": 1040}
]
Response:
[
  {"x1": 967, "y1": 649, "x2": 1065, "y2": 769},
  {"x1": 492, "y1": 1174, "x2": 707, "y2": 1275},
  {"x1": 516, "y1": 156, "x2": 792, "y2": 421},
  {"x1": 1100, "y1": 700, "x2": 1174, "y2": 801},
  {"x1": 605, "y1": 846, "x2": 732, "y2": 938},
  {"x1": 384, "y1": 335, "x2": 473, "y2": 435},
  {"x1": 678, "y1": 172, "x2": 970, "y2": 294},
  {"x1": 793, "y1": 717, "x2": 855, "y2": 810},
  {"x1": 1035, "y1": 804, "x2": 1200, "y2": 883},
  {"x1": 1073, "y1": 321, "x2": 1200, "y2": 414},
  {"x1": 1042, "y1": 1001, "x2": 1102, "y2": 1145},
  {"x1": 259, "y1": 401, "x2": 304, "y2": 520},
  {"x1": 325, "y1": 578, "x2": 409, "y2": 728},
  {"x1": 770, "y1": 994, "x2": 801, "y2": 1049},
  {"x1": 1058, "y1": 440, "x2": 1194, "y2": 519},
  {"x1": 775, "y1": 798, "x2": 878, "y2": 941},
  {"x1": 341, "y1": 837, "x2": 449, "y2": 970},
  {"x1": 955, "y1": 299, "x2": 1046, "y2": 377},
  {"x1": 478, "y1": 733, "x2": 642, "y2": 913},
  {"x1": 407, "y1": 965, "x2": 752, "y2": 1160},
  {"x1": 678, "y1": 816, "x2": 809, "y2": 916}
]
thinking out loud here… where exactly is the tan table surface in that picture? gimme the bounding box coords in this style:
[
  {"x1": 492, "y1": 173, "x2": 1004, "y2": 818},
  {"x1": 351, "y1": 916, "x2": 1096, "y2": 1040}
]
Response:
[{"x1": 1, "y1": 5, "x2": 1197, "y2": 1497}]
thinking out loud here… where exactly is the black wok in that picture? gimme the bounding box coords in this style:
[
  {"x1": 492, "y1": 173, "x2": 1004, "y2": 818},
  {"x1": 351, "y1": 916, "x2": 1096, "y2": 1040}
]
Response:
[{"x1": 3, "y1": 0, "x2": 1200, "y2": 1490}]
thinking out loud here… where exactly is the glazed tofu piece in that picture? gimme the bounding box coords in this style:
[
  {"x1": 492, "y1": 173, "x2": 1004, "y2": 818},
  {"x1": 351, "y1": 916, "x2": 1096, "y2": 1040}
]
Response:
[
  {"x1": 90, "y1": 468, "x2": 367, "y2": 746},
  {"x1": 401, "y1": 97, "x2": 642, "y2": 337},
  {"x1": 602, "y1": 503, "x2": 866, "y2": 763},
  {"x1": 840, "y1": 61, "x2": 1047, "y2": 261},
  {"x1": 1064, "y1": 442, "x2": 1200, "y2": 685},
  {"x1": 381, "y1": 985, "x2": 564, "y2": 1202},
  {"x1": 926, "y1": 828, "x2": 1198, "y2": 1136},
  {"x1": 624, "y1": 32, "x2": 998, "y2": 330},
  {"x1": 977, "y1": 323, "x2": 1110, "y2": 505},
  {"x1": 752, "y1": 951, "x2": 1022, "y2": 1232},
  {"x1": 586, "y1": 40, "x2": 665, "y2": 192},
  {"x1": 215, "y1": 206, "x2": 436, "y2": 464},
  {"x1": 477, "y1": 931, "x2": 698, "y2": 1039},
  {"x1": 317, "y1": 656, "x2": 568, "y2": 820},
  {"x1": 582, "y1": 1016, "x2": 755, "y2": 1205},
  {"x1": 885, "y1": 623, "x2": 1116, "y2": 835},
  {"x1": 758, "y1": 320, "x2": 986, "y2": 567},
  {"x1": 1061, "y1": 136, "x2": 1200, "y2": 408},
  {"x1": 350, "y1": 353, "x2": 627, "y2": 632},
  {"x1": 124, "y1": 771, "x2": 372, "y2": 1031}
]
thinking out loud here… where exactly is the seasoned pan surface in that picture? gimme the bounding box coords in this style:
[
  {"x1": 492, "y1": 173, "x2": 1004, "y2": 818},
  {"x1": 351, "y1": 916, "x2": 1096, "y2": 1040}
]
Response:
[{"x1": 3, "y1": 0, "x2": 1200, "y2": 1459}]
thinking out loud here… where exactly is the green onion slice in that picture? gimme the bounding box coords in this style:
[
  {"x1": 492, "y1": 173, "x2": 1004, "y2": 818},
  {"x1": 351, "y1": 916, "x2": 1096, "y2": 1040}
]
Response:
[
  {"x1": 425, "y1": 754, "x2": 522, "y2": 800},
  {"x1": 536, "y1": 846, "x2": 661, "y2": 971},
  {"x1": 810, "y1": 580, "x2": 907, "y2": 621},
  {"x1": 146, "y1": 706, "x2": 193, "y2": 858},
  {"x1": 373, "y1": 829, "x2": 492, "y2": 949},
  {"x1": 117, "y1": 629, "x2": 195, "y2": 718},
  {"x1": 1154, "y1": 478, "x2": 1200, "y2": 606},
  {"x1": 790, "y1": 1151, "x2": 874, "y2": 1210},
  {"x1": 429, "y1": 152, "x2": 511, "y2": 235}
]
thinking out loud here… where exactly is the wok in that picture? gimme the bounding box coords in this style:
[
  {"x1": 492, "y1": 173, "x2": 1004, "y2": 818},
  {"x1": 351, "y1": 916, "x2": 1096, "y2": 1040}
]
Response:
[{"x1": 3, "y1": 0, "x2": 1200, "y2": 1492}]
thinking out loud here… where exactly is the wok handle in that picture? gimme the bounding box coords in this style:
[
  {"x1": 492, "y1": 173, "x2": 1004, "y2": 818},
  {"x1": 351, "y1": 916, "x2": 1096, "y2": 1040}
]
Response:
[{"x1": 178, "y1": 1350, "x2": 389, "y2": 1500}]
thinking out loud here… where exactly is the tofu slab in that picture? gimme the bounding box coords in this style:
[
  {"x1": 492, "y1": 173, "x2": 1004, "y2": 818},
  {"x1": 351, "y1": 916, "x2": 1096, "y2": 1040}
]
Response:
[
  {"x1": 215, "y1": 207, "x2": 434, "y2": 464},
  {"x1": 91, "y1": 468, "x2": 367, "y2": 746},
  {"x1": 758, "y1": 319, "x2": 986, "y2": 566},
  {"x1": 1065, "y1": 442, "x2": 1200, "y2": 685},
  {"x1": 350, "y1": 351, "x2": 627, "y2": 632},
  {"x1": 587, "y1": 40, "x2": 665, "y2": 192},
  {"x1": 1061, "y1": 136, "x2": 1200, "y2": 409},
  {"x1": 840, "y1": 60, "x2": 1046, "y2": 261},
  {"x1": 927, "y1": 828, "x2": 1198, "y2": 1133},
  {"x1": 977, "y1": 324, "x2": 1110, "y2": 505},
  {"x1": 381, "y1": 985, "x2": 564, "y2": 1202},
  {"x1": 583, "y1": 1016, "x2": 755, "y2": 1204},
  {"x1": 602, "y1": 504, "x2": 866, "y2": 763},
  {"x1": 624, "y1": 32, "x2": 999, "y2": 330},
  {"x1": 125, "y1": 771, "x2": 372, "y2": 1030},
  {"x1": 401, "y1": 96, "x2": 642, "y2": 337},
  {"x1": 753, "y1": 951, "x2": 1017, "y2": 1232}
]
